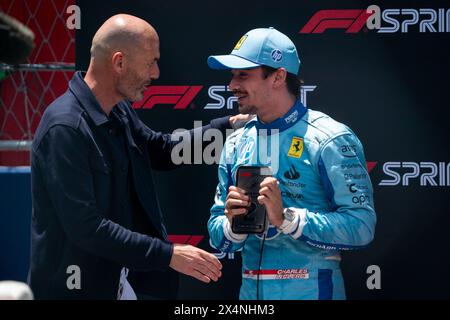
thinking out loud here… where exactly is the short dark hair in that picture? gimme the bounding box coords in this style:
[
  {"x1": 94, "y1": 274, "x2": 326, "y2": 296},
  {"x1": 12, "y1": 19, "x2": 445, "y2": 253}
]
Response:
[{"x1": 261, "y1": 66, "x2": 303, "y2": 98}]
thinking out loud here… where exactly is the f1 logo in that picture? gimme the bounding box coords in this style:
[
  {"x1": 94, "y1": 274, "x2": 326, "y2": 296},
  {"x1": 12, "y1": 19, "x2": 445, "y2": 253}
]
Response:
[
  {"x1": 132, "y1": 86, "x2": 203, "y2": 110},
  {"x1": 300, "y1": 9, "x2": 373, "y2": 34}
]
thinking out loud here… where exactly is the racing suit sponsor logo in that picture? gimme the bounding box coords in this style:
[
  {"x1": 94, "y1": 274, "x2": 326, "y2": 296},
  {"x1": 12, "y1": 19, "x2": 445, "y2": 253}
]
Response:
[
  {"x1": 288, "y1": 137, "x2": 304, "y2": 158},
  {"x1": 281, "y1": 191, "x2": 304, "y2": 200},
  {"x1": 347, "y1": 183, "x2": 369, "y2": 193},
  {"x1": 352, "y1": 194, "x2": 370, "y2": 206},
  {"x1": 340, "y1": 144, "x2": 358, "y2": 158},
  {"x1": 281, "y1": 165, "x2": 305, "y2": 188},
  {"x1": 284, "y1": 165, "x2": 300, "y2": 180},
  {"x1": 341, "y1": 163, "x2": 363, "y2": 170},
  {"x1": 280, "y1": 180, "x2": 306, "y2": 189},
  {"x1": 285, "y1": 110, "x2": 299, "y2": 124},
  {"x1": 347, "y1": 183, "x2": 371, "y2": 205},
  {"x1": 344, "y1": 172, "x2": 368, "y2": 180},
  {"x1": 243, "y1": 269, "x2": 309, "y2": 280}
]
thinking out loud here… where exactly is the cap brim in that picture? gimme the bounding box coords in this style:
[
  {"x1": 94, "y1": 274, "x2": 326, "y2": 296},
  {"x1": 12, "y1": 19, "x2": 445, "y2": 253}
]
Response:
[{"x1": 207, "y1": 54, "x2": 261, "y2": 70}]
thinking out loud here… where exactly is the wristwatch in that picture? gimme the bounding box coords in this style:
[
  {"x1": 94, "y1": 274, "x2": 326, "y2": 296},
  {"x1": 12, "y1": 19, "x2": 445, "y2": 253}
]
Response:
[
  {"x1": 278, "y1": 208, "x2": 297, "y2": 234},
  {"x1": 283, "y1": 208, "x2": 296, "y2": 223}
]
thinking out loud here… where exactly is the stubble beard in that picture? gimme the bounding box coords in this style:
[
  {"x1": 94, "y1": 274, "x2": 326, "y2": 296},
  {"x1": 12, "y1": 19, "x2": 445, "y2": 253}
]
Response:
[{"x1": 238, "y1": 103, "x2": 258, "y2": 115}]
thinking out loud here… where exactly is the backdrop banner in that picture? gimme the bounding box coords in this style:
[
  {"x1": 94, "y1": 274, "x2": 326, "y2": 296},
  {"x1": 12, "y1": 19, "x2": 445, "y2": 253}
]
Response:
[{"x1": 71, "y1": 0, "x2": 450, "y2": 299}]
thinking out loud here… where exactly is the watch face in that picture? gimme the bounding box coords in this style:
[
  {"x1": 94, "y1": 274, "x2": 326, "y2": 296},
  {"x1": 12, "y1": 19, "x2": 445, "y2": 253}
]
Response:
[{"x1": 284, "y1": 209, "x2": 295, "y2": 222}]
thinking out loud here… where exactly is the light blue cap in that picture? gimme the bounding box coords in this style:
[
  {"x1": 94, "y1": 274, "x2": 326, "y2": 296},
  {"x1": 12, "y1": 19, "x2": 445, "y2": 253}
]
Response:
[{"x1": 207, "y1": 27, "x2": 300, "y2": 75}]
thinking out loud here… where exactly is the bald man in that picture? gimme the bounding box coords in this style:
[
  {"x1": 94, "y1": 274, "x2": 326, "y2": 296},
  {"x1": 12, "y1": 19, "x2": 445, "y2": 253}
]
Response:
[{"x1": 29, "y1": 14, "x2": 246, "y2": 299}]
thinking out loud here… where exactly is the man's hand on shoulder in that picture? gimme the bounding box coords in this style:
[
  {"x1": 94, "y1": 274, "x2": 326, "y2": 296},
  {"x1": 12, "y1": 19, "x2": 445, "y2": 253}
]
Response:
[{"x1": 229, "y1": 114, "x2": 256, "y2": 130}]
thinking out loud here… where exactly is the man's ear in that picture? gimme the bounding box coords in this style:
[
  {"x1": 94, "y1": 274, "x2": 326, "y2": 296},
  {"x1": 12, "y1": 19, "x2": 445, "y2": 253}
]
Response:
[
  {"x1": 272, "y1": 68, "x2": 287, "y2": 88},
  {"x1": 111, "y1": 52, "x2": 124, "y2": 74}
]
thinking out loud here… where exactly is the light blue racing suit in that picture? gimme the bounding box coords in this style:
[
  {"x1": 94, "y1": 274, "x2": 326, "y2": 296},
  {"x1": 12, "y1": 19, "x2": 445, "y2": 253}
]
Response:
[{"x1": 208, "y1": 99, "x2": 376, "y2": 300}]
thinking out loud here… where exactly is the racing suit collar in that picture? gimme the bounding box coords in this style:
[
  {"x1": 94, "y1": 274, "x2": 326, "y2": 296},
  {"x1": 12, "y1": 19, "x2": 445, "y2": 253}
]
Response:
[{"x1": 250, "y1": 99, "x2": 307, "y2": 133}]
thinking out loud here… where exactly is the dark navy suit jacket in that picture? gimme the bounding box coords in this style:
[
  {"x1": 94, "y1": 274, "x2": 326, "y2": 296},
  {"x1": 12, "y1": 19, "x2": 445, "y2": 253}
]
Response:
[{"x1": 29, "y1": 72, "x2": 231, "y2": 299}]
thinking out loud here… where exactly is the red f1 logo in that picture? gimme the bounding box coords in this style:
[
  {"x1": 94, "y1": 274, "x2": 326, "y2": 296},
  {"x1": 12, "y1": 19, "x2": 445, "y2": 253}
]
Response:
[
  {"x1": 168, "y1": 235, "x2": 204, "y2": 246},
  {"x1": 300, "y1": 9, "x2": 373, "y2": 34},
  {"x1": 132, "y1": 86, "x2": 203, "y2": 110}
]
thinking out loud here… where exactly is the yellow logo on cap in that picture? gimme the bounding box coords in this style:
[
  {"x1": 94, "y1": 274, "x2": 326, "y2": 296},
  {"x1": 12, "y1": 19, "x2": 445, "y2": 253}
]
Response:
[
  {"x1": 288, "y1": 137, "x2": 304, "y2": 158},
  {"x1": 234, "y1": 35, "x2": 248, "y2": 50}
]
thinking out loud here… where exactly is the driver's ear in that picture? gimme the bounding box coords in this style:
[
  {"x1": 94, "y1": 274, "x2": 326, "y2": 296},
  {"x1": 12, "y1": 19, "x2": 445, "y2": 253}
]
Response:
[{"x1": 273, "y1": 68, "x2": 287, "y2": 87}]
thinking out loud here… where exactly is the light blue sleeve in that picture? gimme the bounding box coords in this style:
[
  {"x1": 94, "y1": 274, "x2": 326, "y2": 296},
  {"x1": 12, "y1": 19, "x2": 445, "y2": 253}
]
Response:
[
  {"x1": 288, "y1": 133, "x2": 376, "y2": 250},
  {"x1": 208, "y1": 138, "x2": 247, "y2": 253}
]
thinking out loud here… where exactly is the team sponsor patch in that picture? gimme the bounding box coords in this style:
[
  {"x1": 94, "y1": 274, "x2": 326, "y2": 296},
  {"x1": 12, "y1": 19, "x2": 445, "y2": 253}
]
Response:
[
  {"x1": 340, "y1": 144, "x2": 358, "y2": 158},
  {"x1": 243, "y1": 269, "x2": 309, "y2": 280},
  {"x1": 288, "y1": 137, "x2": 304, "y2": 158},
  {"x1": 271, "y1": 49, "x2": 282, "y2": 62},
  {"x1": 284, "y1": 110, "x2": 299, "y2": 124}
]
